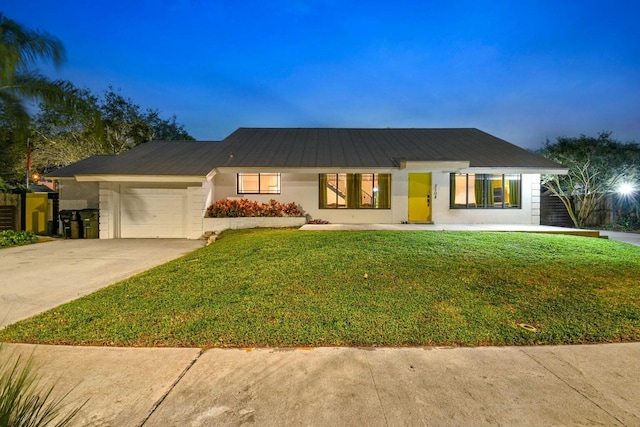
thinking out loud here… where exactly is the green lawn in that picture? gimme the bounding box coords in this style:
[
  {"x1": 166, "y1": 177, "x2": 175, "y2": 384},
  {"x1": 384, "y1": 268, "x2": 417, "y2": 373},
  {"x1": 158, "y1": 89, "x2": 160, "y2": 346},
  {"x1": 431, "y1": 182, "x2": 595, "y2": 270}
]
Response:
[{"x1": 1, "y1": 229, "x2": 639, "y2": 347}]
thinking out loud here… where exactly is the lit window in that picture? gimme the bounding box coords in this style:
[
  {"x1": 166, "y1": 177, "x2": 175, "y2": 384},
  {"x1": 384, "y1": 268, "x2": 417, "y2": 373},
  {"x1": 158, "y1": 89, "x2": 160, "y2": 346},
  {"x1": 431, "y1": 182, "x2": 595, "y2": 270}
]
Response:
[
  {"x1": 450, "y1": 173, "x2": 521, "y2": 209},
  {"x1": 237, "y1": 173, "x2": 281, "y2": 194},
  {"x1": 319, "y1": 173, "x2": 391, "y2": 209}
]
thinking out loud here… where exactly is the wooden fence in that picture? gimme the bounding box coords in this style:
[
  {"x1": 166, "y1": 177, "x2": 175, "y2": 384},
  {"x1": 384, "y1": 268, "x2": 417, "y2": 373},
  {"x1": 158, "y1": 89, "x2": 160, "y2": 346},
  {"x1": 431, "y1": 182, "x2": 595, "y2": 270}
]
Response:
[
  {"x1": 0, "y1": 194, "x2": 21, "y2": 231},
  {"x1": 541, "y1": 191, "x2": 629, "y2": 227}
]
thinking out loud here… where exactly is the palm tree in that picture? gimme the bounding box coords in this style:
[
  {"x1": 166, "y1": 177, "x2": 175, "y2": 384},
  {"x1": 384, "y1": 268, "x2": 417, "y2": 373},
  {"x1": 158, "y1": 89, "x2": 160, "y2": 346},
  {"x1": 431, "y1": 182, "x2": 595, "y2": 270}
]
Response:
[{"x1": 0, "y1": 13, "x2": 96, "y2": 137}]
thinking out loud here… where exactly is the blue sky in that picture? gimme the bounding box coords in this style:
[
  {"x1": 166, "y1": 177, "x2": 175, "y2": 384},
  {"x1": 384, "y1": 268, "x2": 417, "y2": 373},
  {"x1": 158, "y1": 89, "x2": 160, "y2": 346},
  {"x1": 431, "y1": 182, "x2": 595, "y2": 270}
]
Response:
[{"x1": 4, "y1": 0, "x2": 640, "y2": 149}]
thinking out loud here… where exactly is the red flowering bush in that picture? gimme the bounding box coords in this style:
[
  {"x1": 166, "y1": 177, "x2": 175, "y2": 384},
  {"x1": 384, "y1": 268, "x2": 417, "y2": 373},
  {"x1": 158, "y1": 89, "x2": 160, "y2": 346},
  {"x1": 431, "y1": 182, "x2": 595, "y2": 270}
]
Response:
[{"x1": 206, "y1": 199, "x2": 304, "y2": 218}]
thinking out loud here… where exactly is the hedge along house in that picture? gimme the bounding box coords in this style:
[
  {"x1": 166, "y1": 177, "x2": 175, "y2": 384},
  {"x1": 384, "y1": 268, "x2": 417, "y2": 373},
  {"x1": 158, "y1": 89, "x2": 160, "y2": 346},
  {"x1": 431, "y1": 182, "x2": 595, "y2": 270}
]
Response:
[{"x1": 49, "y1": 128, "x2": 567, "y2": 239}]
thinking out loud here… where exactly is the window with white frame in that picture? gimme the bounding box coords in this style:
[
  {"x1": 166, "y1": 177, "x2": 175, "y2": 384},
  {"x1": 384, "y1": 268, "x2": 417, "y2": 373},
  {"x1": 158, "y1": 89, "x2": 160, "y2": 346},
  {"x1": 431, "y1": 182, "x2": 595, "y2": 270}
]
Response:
[{"x1": 237, "y1": 173, "x2": 281, "y2": 194}]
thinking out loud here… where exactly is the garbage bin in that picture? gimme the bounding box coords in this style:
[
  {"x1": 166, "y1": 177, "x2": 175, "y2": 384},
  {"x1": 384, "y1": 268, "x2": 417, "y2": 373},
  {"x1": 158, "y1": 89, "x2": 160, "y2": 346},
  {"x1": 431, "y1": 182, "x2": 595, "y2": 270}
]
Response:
[
  {"x1": 70, "y1": 210, "x2": 82, "y2": 239},
  {"x1": 59, "y1": 210, "x2": 73, "y2": 239},
  {"x1": 79, "y1": 209, "x2": 99, "y2": 239}
]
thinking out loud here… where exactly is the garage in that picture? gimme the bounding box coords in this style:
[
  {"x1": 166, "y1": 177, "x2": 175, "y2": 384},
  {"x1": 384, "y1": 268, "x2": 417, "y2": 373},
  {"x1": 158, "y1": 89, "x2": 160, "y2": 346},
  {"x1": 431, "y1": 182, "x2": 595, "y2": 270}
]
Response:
[{"x1": 120, "y1": 187, "x2": 186, "y2": 238}]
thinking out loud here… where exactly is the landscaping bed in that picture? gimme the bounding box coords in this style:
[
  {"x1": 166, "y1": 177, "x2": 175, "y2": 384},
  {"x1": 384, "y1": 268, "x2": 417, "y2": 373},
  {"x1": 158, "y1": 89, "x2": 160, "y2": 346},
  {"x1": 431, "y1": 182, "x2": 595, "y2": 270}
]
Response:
[
  {"x1": 0, "y1": 229, "x2": 638, "y2": 347},
  {"x1": 0, "y1": 230, "x2": 39, "y2": 248}
]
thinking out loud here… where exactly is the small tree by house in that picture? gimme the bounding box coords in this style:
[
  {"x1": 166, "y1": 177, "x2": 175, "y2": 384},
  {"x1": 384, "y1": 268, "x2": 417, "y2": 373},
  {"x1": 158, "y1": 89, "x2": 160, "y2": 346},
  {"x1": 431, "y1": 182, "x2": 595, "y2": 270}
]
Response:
[{"x1": 539, "y1": 132, "x2": 640, "y2": 228}]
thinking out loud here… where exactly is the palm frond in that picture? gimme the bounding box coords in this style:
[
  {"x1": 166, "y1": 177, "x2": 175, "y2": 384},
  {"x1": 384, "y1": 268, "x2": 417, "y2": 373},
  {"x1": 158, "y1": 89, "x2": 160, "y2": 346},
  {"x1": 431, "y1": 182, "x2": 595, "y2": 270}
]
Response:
[
  {"x1": 0, "y1": 13, "x2": 65, "y2": 83},
  {"x1": 2, "y1": 73, "x2": 103, "y2": 137}
]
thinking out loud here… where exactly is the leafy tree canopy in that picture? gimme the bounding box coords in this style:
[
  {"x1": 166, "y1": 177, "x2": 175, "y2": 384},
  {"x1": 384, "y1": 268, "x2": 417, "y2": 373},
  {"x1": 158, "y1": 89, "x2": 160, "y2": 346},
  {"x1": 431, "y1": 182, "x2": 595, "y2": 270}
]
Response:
[
  {"x1": 539, "y1": 132, "x2": 640, "y2": 228},
  {"x1": 15, "y1": 85, "x2": 194, "y2": 178},
  {"x1": 100, "y1": 86, "x2": 194, "y2": 155}
]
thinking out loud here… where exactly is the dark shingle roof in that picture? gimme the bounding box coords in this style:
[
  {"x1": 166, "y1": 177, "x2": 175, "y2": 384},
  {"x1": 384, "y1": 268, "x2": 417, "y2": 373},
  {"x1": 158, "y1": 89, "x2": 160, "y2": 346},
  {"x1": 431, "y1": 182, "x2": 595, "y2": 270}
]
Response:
[
  {"x1": 221, "y1": 128, "x2": 562, "y2": 168},
  {"x1": 50, "y1": 140, "x2": 225, "y2": 177},
  {"x1": 49, "y1": 128, "x2": 563, "y2": 177}
]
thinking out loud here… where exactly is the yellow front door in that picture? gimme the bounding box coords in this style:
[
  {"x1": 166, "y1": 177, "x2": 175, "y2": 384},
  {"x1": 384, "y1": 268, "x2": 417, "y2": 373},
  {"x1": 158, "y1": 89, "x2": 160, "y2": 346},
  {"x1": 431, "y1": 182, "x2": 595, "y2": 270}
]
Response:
[{"x1": 408, "y1": 173, "x2": 432, "y2": 223}]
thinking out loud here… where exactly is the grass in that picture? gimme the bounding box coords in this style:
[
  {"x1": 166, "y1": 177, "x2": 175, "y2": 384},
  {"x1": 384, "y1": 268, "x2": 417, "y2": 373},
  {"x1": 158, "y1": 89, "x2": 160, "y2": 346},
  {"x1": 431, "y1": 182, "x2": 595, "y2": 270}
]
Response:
[{"x1": 0, "y1": 229, "x2": 639, "y2": 347}]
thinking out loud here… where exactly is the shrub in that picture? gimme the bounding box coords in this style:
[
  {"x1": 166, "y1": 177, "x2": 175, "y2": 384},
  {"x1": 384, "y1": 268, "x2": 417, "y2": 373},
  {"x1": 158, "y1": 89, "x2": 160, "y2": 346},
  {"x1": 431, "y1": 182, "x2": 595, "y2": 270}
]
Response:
[
  {"x1": 0, "y1": 345, "x2": 85, "y2": 426},
  {"x1": 205, "y1": 199, "x2": 304, "y2": 218},
  {"x1": 0, "y1": 231, "x2": 39, "y2": 248}
]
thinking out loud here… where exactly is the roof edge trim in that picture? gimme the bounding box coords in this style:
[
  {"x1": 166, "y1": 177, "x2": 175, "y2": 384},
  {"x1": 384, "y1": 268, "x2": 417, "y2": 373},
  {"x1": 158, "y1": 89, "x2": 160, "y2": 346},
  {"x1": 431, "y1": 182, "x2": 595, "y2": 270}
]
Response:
[
  {"x1": 458, "y1": 167, "x2": 569, "y2": 175},
  {"x1": 399, "y1": 160, "x2": 471, "y2": 170},
  {"x1": 74, "y1": 175, "x2": 207, "y2": 183}
]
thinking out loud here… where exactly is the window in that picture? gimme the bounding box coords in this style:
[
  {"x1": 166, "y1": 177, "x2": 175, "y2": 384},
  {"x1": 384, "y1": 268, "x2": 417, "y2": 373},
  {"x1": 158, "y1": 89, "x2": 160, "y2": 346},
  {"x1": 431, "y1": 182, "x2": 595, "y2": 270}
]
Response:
[
  {"x1": 319, "y1": 173, "x2": 391, "y2": 209},
  {"x1": 450, "y1": 173, "x2": 521, "y2": 208},
  {"x1": 237, "y1": 173, "x2": 281, "y2": 194}
]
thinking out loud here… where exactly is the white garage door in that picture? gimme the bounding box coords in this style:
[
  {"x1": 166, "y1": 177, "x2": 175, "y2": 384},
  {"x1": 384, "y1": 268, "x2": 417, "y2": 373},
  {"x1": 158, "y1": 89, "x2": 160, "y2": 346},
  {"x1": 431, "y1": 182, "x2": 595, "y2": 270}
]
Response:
[{"x1": 120, "y1": 187, "x2": 186, "y2": 238}]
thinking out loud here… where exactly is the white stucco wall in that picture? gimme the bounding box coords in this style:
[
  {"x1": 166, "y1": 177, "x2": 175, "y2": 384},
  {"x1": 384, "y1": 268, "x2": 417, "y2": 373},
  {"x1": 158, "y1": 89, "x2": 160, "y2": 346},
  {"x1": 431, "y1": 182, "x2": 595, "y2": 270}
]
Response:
[
  {"x1": 99, "y1": 182, "x2": 119, "y2": 238},
  {"x1": 212, "y1": 171, "x2": 541, "y2": 225},
  {"x1": 430, "y1": 172, "x2": 540, "y2": 225},
  {"x1": 213, "y1": 172, "x2": 394, "y2": 223},
  {"x1": 57, "y1": 170, "x2": 541, "y2": 239},
  {"x1": 58, "y1": 179, "x2": 99, "y2": 210}
]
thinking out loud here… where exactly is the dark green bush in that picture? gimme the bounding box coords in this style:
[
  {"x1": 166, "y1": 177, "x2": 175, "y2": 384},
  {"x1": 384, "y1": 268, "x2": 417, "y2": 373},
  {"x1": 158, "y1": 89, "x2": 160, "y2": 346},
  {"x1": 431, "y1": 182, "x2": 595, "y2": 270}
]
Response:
[{"x1": 0, "y1": 231, "x2": 39, "y2": 248}]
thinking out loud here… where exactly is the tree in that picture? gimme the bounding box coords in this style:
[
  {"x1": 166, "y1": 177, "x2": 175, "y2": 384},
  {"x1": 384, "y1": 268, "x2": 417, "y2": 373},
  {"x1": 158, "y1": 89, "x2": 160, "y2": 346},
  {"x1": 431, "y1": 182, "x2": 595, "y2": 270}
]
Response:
[
  {"x1": 539, "y1": 132, "x2": 640, "y2": 228},
  {"x1": 99, "y1": 87, "x2": 152, "y2": 154},
  {"x1": 0, "y1": 13, "x2": 97, "y2": 138},
  {"x1": 0, "y1": 13, "x2": 101, "y2": 185},
  {"x1": 145, "y1": 110, "x2": 195, "y2": 141},
  {"x1": 99, "y1": 87, "x2": 194, "y2": 154},
  {"x1": 29, "y1": 86, "x2": 103, "y2": 173},
  {"x1": 19, "y1": 86, "x2": 195, "y2": 177},
  {"x1": 0, "y1": 11, "x2": 194, "y2": 178},
  {"x1": 0, "y1": 104, "x2": 24, "y2": 181}
]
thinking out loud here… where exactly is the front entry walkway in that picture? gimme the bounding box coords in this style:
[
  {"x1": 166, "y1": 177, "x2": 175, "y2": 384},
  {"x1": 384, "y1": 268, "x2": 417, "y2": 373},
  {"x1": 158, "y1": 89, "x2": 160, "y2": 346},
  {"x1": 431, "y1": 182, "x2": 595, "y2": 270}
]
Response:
[
  {"x1": 299, "y1": 223, "x2": 601, "y2": 238},
  {"x1": 300, "y1": 223, "x2": 640, "y2": 246}
]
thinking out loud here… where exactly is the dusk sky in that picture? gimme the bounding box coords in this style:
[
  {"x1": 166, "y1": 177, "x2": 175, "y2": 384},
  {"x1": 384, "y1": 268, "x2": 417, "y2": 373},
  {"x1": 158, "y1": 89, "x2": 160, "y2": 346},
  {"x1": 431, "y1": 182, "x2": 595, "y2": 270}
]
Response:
[{"x1": 3, "y1": 1, "x2": 639, "y2": 149}]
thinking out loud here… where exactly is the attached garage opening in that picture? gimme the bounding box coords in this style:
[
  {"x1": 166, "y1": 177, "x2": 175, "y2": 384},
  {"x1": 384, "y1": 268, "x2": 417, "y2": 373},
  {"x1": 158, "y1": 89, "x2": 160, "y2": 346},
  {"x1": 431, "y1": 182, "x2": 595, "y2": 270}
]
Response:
[{"x1": 120, "y1": 186, "x2": 187, "y2": 238}]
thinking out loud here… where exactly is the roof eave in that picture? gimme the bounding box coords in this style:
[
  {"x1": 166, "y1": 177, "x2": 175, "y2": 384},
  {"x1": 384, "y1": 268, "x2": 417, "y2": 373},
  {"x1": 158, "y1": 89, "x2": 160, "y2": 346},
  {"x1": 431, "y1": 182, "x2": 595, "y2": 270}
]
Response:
[
  {"x1": 73, "y1": 174, "x2": 207, "y2": 183},
  {"x1": 399, "y1": 160, "x2": 471, "y2": 170},
  {"x1": 459, "y1": 167, "x2": 569, "y2": 175}
]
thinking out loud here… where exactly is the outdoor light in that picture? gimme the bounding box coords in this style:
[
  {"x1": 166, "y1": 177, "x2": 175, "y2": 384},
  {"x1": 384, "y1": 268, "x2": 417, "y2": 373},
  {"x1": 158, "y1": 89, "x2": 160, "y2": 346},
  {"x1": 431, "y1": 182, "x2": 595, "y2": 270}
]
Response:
[{"x1": 617, "y1": 182, "x2": 634, "y2": 195}]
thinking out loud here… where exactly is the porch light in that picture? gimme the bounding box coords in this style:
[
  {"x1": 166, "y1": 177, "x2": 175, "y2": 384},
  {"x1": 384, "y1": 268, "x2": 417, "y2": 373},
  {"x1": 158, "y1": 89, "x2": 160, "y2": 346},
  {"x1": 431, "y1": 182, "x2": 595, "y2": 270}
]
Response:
[
  {"x1": 617, "y1": 182, "x2": 634, "y2": 195},
  {"x1": 372, "y1": 187, "x2": 378, "y2": 192}
]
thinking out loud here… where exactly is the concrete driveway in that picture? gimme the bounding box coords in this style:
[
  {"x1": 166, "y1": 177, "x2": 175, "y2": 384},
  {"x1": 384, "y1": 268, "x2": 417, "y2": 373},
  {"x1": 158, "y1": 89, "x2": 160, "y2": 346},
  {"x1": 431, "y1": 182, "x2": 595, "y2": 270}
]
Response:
[{"x1": 0, "y1": 239, "x2": 204, "y2": 328}]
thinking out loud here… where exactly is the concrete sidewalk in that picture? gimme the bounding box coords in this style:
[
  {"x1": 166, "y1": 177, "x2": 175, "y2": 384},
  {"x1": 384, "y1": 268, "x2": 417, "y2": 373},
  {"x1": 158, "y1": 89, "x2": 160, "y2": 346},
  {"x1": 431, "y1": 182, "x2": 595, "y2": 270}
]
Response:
[
  {"x1": 0, "y1": 239, "x2": 204, "y2": 328},
  {"x1": 599, "y1": 230, "x2": 640, "y2": 246},
  {"x1": 2, "y1": 343, "x2": 638, "y2": 426}
]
